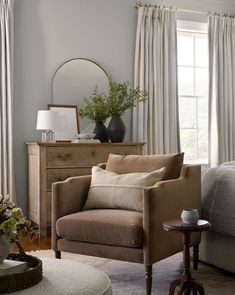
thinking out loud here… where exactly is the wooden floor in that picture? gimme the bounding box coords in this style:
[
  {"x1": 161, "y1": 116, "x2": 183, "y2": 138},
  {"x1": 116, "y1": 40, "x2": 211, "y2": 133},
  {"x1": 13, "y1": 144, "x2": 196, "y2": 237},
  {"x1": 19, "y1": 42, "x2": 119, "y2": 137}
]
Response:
[{"x1": 11, "y1": 235, "x2": 51, "y2": 253}]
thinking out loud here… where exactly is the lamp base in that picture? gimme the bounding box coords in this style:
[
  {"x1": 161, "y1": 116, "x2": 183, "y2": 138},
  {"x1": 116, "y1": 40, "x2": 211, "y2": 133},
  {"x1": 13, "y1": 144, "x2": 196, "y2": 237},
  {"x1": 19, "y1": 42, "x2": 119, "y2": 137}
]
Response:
[{"x1": 41, "y1": 130, "x2": 56, "y2": 143}]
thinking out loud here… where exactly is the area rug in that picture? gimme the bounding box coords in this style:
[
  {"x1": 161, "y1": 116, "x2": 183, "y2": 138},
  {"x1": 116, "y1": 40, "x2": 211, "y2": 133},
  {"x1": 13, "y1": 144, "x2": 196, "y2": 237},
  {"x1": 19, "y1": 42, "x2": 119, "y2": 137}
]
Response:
[{"x1": 32, "y1": 250, "x2": 235, "y2": 295}]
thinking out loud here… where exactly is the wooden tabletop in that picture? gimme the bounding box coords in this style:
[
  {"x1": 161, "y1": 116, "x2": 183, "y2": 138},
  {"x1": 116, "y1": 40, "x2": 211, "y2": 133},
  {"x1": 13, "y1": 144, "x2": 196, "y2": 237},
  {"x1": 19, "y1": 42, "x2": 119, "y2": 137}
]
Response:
[
  {"x1": 163, "y1": 219, "x2": 211, "y2": 233},
  {"x1": 25, "y1": 142, "x2": 146, "y2": 147}
]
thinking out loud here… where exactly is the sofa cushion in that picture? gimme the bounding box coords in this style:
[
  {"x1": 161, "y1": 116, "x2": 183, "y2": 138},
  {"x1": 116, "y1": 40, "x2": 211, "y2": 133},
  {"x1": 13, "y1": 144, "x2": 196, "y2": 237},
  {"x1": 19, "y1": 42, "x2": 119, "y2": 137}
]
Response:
[
  {"x1": 83, "y1": 166, "x2": 165, "y2": 211},
  {"x1": 56, "y1": 209, "x2": 143, "y2": 248},
  {"x1": 106, "y1": 153, "x2": 184, "y2": 180}
]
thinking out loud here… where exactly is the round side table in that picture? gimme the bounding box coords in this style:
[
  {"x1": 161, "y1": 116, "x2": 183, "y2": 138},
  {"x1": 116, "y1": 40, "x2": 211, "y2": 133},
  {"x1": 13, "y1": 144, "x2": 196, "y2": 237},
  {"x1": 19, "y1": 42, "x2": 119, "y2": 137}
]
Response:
[{"x1": 163, "y1": 219, "x2": 211, "y2": 295}]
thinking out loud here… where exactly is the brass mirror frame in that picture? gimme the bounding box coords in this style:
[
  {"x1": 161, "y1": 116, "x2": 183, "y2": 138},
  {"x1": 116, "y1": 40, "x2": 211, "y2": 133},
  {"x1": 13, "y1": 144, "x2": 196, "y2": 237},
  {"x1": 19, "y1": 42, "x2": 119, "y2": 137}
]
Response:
[{"x1": 51, "y1": 57, "x2": 109, "y2": 103}]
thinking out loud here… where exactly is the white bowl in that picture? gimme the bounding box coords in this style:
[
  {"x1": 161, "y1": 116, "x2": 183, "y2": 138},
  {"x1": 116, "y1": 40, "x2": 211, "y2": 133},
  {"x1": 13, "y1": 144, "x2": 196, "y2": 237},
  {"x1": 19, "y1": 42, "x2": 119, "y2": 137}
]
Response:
[
  {"x1": 181, "y1": 208, "x2": 199, "y2": 224},
  {"x1": 77, "y1": 133, "x2": 95, "y2": 140}
]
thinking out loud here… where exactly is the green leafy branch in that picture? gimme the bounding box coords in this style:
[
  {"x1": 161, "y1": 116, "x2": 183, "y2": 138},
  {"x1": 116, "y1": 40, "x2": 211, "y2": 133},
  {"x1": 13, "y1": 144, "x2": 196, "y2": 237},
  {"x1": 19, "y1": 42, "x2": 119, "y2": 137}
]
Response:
[
  {"x1": 106, "y1": 79, "x2": 148, "y2": 116},
  {"x1": 0, "y1": 195, "x2": 36, "y2": 243},
  {"x1": 79, "y1": 78, "x2": 148, "y2": 122},
  {"x1": 79, "y1": 87, "x2": 109, "y2": 123}
]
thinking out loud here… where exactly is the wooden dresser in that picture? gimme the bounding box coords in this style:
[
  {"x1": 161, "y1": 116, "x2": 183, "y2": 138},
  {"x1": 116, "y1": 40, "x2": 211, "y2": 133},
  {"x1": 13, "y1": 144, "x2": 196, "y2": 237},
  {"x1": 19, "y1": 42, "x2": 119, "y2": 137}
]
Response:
[{"x1": 26, "y1": 142, "x2": 144, "y2": 236}]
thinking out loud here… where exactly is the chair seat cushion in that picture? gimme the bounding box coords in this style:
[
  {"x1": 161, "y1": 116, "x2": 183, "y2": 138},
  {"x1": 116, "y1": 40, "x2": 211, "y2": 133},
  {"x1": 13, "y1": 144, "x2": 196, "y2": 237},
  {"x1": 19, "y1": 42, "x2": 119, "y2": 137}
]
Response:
[{"x1": 56, "y1": 209, "x2": 143, "y2": 248}]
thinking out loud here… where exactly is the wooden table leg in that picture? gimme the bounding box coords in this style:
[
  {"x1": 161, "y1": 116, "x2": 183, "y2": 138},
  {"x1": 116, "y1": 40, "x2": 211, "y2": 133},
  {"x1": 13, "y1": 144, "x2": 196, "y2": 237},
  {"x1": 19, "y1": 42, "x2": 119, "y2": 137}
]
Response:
[
  {"x1": 191, "y1": 281, "x2": 205, "y2": 295},
  {"x1": 182, "y1": 232, "x2": 192, "y2": 282},
  {"x1": 168, "y1": 233, "x2": 206, "y2": 295},
  {"x1": 169, "y1": 279, "x2": 181, "y2": 295},
  {"x1": 175, "y1": 280, "x2": 205, "y2": 295},
  {"x1": 193, "y1": 245, "x2": 199, "y2": 270}
]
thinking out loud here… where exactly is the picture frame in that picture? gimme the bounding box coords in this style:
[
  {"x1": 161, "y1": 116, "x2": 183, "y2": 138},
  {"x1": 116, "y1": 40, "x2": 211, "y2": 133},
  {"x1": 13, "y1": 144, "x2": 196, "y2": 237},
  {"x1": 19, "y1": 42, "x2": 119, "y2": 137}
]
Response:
[{"x1": 48, "y1": 104, "x2": 80, "y2": 141}]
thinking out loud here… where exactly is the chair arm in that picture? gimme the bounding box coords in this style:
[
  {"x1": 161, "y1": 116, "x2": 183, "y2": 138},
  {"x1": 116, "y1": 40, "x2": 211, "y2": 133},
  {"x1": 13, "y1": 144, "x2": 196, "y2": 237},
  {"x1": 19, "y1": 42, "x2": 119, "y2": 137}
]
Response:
[
  {"x1": 52, "y1": 175, "x2": 91, "y2": 250},
  {"x1": 143, "y1": 165, "x2": 201, "y2": 265}
]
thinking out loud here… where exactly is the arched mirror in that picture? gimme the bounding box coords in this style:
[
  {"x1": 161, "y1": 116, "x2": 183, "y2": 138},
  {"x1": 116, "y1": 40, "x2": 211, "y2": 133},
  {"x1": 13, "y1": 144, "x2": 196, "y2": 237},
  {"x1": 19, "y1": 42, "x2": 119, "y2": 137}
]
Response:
[{"x1": 52, "y1": 58, "x2": 109, "y2": 133}]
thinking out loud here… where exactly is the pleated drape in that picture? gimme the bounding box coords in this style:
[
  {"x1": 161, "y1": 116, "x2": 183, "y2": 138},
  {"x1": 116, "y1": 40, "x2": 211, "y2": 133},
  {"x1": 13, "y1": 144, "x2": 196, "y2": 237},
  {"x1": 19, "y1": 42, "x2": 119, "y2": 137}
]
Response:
[
  {"x1": 0, "y1": 0, "x2": 15, "y2": 200},
  {"x1": 132, "y1": 7, "x2": 180, "y2": 154},
  {"x1": 208, "y1": 15, "x2": 235, "y2": 166}
]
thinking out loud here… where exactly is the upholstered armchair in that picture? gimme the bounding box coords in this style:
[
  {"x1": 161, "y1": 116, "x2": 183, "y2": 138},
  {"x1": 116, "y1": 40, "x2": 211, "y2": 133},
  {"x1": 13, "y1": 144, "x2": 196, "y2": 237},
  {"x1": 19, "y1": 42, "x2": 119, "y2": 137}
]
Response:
[{"x1": 52, "y1": 154, "x2": 201, "y2": 295}]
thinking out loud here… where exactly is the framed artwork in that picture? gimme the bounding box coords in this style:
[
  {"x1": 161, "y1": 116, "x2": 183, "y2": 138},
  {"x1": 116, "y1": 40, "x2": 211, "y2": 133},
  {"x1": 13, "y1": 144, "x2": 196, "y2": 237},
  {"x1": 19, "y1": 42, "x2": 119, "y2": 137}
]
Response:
[{"x1": 48, "y1": 104, "x2": 80, "y2": 141}]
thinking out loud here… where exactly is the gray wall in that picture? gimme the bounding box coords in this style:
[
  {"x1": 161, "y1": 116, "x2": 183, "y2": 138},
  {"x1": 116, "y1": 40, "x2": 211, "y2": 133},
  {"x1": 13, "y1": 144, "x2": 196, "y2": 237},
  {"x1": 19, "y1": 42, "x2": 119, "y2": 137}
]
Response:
[{"x1": 14, "y1": 0, "x2": 235, "y2": 213}]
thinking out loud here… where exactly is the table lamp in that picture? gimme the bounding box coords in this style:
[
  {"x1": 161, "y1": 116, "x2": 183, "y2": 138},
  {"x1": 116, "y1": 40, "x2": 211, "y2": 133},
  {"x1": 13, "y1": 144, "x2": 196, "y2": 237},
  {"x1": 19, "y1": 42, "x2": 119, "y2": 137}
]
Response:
[{"x1": 36, "y1": 110, "x2": 59, "y2": 142}]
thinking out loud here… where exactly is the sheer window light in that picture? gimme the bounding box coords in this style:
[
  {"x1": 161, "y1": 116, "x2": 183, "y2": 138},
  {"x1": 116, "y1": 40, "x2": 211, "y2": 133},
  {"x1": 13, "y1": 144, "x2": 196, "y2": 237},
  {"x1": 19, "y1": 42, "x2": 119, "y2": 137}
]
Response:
[{"x1": 177, "y1": 20, "x2": 208, "y2": 164}]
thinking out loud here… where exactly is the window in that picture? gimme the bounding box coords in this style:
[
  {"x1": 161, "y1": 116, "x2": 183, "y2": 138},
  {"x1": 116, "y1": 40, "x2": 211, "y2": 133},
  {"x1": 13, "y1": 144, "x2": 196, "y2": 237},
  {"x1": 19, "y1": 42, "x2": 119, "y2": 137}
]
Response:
[{"x1": 177, "y1": 21, "x2": 208, "y2": 164}]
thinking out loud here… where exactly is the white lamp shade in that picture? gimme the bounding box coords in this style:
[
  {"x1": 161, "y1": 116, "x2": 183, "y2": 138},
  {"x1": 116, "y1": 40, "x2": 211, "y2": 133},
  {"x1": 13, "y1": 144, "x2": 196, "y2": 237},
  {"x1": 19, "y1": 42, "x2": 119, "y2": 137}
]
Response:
[{"x1": 36, "y1": 110, "x2": 59, "y2": 131}]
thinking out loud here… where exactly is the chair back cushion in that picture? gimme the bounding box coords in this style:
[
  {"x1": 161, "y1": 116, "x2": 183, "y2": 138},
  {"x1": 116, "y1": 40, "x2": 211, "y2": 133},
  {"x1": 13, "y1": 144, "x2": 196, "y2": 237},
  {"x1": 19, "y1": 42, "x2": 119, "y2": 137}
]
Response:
[
  {"x1": 83, "y1": 166, "x2": 166, "y2": 212},
  {"x1": 106, "y1": 153, "x2": 184, "y2": 180}
]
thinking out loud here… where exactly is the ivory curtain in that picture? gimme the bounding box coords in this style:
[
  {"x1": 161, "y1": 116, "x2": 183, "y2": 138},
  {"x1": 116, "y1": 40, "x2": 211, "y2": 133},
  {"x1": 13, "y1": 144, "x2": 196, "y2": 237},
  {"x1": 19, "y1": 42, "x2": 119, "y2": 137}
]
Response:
[
  {"x1": 0, "y1": 0, "x2": 15, "y2": 200},
  {"x1": 132, "y1": 7, "x2": 180, "y2": 154},
  {"x1": 208, "y1": 15, "x2": 235, "y2": 166}
]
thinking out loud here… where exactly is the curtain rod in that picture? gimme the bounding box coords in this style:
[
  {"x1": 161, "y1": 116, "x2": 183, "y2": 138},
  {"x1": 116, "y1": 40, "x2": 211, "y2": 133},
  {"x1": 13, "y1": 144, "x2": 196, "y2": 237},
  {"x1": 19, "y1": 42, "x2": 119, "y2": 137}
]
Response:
[{"x1": 135, "y1": 3, "x2": 234, "y2": 17}]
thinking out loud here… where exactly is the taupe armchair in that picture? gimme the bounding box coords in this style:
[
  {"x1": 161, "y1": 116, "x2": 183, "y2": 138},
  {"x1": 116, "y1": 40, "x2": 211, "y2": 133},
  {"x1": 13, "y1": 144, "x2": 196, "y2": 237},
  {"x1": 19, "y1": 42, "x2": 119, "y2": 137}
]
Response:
[{"x1": 52, "y1": 164, "x2": 201, "y2": 295}]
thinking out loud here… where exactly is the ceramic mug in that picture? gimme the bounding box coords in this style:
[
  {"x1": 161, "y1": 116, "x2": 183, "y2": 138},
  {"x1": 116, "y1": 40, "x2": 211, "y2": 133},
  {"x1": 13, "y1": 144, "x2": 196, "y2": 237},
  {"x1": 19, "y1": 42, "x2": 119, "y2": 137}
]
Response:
[{"x1": 181, "y1": 208, "x2": 199, "y2": 224}]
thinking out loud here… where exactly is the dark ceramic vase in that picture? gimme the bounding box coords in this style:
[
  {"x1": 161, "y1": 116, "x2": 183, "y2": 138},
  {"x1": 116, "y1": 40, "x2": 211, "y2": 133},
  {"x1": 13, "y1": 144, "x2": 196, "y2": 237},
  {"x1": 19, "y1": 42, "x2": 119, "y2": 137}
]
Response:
[
  {"x1": 93, "y1": 122, "x2": 109, "y2": 142},
  {"x1": 107, "y1": 115, "x2": 126, "y2": 142}
]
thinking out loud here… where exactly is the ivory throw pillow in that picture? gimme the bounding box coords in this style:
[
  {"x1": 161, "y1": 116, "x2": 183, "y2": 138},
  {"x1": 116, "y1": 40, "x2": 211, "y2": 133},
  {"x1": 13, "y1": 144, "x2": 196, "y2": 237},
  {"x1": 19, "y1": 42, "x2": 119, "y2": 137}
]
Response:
[
  {"x1": 83, "y1": 166, "x2": 166, "y2": 212},
  {"x1": 106, "y1": 153, "x2": 184, "y2": 180}
]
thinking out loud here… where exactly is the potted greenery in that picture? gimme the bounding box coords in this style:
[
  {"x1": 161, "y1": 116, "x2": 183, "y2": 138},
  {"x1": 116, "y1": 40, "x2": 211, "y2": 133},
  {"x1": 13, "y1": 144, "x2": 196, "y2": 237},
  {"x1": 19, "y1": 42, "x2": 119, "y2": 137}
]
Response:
[
  {"x1": 0, "y1": 195, "x2": 35, "y2": 263},
  {"x1": 79, "y1": 88, "x2": 110, "y2": 142},
  {"x1": 106, "y1": 79, "x2": 148, "y2": 142},
  {"x1": 80, "y1": 79, "x2": 148, "y2": 143}
]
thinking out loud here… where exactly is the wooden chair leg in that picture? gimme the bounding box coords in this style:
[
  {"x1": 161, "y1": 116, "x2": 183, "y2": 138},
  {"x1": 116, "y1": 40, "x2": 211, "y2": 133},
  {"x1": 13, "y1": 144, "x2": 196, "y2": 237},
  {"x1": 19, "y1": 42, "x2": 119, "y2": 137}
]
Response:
[
  {"x1": 193, "y1": 244, "x2": 199, "y2": 270},
  {"x1": 55, "y1": 250, "x2": 61, "y2": 259},
  {"x1": 145, "y1": 264, "x2": 152, "y2": 295}
]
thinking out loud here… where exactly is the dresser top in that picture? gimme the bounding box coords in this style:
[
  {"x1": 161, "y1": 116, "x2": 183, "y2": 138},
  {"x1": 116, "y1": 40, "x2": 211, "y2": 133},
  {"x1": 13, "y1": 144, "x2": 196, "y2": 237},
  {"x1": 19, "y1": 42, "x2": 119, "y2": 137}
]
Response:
[{"x1": 25, "y1": 142, "x2": 145, "y2": 147}]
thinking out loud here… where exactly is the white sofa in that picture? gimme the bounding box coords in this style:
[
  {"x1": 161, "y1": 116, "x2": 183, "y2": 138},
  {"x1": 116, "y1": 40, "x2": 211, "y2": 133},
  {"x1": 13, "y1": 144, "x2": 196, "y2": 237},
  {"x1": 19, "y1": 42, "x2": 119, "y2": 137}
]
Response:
[
  {"x1": 200, "y1": 231, "x2": 235, "y2": 273},
  {"x1": 200, "y1": 163, "x2": 235, "y2": 273}
]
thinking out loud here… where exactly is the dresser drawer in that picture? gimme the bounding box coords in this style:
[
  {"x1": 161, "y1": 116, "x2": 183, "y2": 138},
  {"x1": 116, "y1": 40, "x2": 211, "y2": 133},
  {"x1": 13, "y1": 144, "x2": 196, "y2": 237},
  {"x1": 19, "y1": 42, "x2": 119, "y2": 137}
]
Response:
[
  {"x1": 46, "y1": 146, "x2": 138, "y2": 167},
  {"x1": 46, "y1": 168, "x2": 91, "y2": 191}
]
